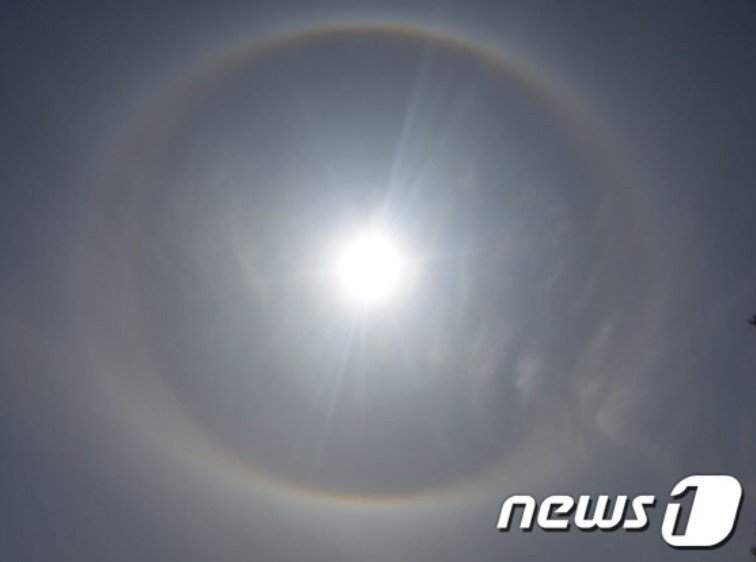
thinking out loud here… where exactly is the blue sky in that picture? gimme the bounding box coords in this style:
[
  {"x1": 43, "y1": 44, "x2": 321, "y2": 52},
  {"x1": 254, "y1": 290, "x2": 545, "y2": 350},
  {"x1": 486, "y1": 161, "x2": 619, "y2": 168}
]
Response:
[{"x1": 1, "y1": 1, "x2": 755, "y2": 560}]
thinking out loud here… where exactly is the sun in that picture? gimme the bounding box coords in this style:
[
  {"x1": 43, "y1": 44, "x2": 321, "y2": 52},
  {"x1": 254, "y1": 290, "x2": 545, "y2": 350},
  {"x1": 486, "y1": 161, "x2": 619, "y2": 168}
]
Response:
[{"x1": 334, "y1": 226, "x2": 410, "y2": 307}]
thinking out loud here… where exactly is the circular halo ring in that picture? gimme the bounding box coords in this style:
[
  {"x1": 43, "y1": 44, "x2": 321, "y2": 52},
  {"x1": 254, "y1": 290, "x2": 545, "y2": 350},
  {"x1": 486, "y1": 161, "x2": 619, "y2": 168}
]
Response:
[{"x1": 79, "y1": 19, "x2": 651, "y2": 509}]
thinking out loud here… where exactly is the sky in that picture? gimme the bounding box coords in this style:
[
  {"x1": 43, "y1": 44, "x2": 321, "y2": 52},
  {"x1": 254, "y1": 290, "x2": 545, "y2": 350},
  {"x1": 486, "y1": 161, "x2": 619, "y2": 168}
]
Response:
[{"x1": 1, "y1": 1, "x2": 755, "y2": 561}]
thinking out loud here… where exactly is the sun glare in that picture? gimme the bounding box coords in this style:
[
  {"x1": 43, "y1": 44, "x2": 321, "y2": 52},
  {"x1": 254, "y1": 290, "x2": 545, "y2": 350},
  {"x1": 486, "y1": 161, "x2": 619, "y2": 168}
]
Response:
[{"x1": 334, "y1": 227, "x2": 409, "y2": 307}]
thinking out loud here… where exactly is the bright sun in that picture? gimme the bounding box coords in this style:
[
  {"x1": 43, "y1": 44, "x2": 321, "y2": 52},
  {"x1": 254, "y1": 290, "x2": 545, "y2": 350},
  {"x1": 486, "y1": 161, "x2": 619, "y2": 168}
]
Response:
[{"x1": 334, "y1": 227, "x2": 409, "y2": 307}]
